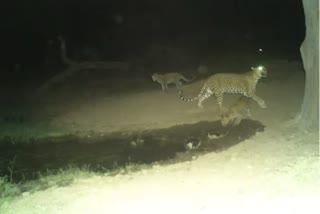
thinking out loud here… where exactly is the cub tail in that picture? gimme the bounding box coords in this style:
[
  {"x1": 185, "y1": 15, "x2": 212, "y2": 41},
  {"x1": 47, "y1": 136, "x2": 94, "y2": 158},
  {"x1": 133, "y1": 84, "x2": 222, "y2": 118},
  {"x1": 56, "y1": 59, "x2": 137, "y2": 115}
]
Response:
[{"x1": 181, "y1": 74, "x2": 196, "y2": 82}]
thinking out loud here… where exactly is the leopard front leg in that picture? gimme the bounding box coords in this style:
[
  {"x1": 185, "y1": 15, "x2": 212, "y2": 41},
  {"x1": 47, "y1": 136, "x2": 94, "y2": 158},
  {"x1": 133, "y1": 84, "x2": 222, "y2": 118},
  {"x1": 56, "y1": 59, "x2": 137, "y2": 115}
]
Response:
[
  {"x1": 251, "y1": 95, "x2": 267, "y2": 108},
  {"x1": 215, "y1": 93, "x2": 227, "y2": 113}
]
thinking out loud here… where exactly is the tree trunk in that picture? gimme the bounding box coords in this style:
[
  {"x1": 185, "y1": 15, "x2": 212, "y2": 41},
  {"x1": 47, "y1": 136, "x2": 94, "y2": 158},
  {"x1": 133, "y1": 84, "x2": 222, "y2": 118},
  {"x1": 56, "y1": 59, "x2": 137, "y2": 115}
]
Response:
[{"x1": 297, "y1": 0, "x2": 319, "y2": 131}]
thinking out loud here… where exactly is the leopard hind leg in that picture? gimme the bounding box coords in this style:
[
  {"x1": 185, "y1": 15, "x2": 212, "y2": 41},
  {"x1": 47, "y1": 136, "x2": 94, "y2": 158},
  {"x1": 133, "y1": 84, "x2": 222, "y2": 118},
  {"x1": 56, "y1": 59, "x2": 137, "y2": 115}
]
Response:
[{"x1": 197, "y1": 87, "x2": 213, "y2": 108}]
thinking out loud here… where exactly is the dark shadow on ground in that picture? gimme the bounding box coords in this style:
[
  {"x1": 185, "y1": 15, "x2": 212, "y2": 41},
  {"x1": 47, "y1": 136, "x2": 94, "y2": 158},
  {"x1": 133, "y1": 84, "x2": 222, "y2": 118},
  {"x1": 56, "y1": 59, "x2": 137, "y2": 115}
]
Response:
[{"x1": 0, "y1": 119, "x2": 264, "y2": 183}]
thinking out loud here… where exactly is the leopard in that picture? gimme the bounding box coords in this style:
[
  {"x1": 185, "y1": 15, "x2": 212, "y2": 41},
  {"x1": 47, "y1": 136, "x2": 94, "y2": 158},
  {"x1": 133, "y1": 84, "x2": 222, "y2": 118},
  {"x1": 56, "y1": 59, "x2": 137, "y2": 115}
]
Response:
[
  {"x1": 179, "y1": 65, "x2": 267, "y2": 110},
  {"x1": 151, "y1": 72, "x2": 194, "y2": 91},
  {"x1": 220, "y1": 96, "x2": 252, "y2": 127}
]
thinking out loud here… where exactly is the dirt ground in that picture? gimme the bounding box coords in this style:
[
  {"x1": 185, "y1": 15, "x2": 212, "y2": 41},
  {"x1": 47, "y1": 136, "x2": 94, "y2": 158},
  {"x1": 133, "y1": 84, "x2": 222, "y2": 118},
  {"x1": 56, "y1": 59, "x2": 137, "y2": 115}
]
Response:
[
  {"x1": 1, "y1": 59, "x2": 319, "y2": 214},
  {"x1": 40, "y1": 59, "x2": 305, "y2": 135}
]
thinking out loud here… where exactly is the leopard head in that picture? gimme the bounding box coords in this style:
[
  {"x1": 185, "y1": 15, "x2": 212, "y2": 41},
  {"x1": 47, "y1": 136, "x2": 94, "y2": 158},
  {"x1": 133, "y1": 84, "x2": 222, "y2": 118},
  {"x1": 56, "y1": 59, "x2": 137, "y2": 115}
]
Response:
[{"x1": 251, "y1": 65, "x2": 267, "y2": 78}]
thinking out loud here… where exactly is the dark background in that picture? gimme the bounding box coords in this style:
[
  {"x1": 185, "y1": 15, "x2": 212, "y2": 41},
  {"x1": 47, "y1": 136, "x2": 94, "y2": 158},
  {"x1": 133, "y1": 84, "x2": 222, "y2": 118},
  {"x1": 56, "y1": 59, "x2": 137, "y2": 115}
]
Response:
[{"x1": 0, "y1": 0, "x2": 304, "y2": 72}]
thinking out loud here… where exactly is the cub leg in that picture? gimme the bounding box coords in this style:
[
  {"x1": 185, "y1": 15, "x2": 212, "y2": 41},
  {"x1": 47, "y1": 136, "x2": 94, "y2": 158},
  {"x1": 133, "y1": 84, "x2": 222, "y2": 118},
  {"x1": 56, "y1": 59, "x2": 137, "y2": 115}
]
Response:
[
  {"x1": 175, "y1": 81, "x2": 183, "y2": 90},
  {"x1": 160, "y1": 83, "x2": 166, "y2": 91},
  {"x1": 232, "y1": 117, "x2": 242, "y2": 126}
]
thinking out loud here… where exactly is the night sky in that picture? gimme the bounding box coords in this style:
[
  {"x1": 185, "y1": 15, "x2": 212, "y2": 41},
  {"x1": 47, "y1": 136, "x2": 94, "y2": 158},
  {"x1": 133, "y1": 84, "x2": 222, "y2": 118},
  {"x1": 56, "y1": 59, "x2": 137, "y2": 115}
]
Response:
[{"x1": 0, "y1": 0, "x2": 305, "y2": 68}]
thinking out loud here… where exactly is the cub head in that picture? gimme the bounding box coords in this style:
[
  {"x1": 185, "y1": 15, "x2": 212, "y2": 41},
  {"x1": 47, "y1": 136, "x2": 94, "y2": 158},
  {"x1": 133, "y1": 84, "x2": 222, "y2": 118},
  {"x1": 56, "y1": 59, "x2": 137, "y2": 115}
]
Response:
[
  {"x1": 251, "y1": 65, "x2": 267, "y2": 77},
  {"x1": 151, "y1": 73, "x2": 158, "y2": 81},
  {"x1": 220, "y1": 114, "x2": 231, "y2": 127}
]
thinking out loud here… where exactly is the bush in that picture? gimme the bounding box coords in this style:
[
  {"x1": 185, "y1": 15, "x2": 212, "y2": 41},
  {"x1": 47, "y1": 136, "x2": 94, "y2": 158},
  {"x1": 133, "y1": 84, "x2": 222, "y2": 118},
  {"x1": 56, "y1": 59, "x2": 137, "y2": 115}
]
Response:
[{"x1": 0, "y1": 177, "x2": 21, "y2": 198}]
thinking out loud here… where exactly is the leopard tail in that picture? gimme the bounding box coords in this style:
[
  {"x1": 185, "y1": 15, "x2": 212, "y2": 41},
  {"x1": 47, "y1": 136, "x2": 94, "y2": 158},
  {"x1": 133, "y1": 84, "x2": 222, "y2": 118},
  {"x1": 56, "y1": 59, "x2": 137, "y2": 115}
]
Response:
[{"x1": 179, "y1": 84, "x2": 207, "y2": 102}]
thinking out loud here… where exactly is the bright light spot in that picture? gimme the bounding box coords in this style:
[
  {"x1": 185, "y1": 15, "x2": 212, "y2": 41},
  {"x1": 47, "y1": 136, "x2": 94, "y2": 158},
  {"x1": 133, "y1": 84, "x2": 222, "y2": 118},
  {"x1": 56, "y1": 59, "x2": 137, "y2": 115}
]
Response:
[{"x1": 258, "y1": 48, "x2": 263, "y2": 52}]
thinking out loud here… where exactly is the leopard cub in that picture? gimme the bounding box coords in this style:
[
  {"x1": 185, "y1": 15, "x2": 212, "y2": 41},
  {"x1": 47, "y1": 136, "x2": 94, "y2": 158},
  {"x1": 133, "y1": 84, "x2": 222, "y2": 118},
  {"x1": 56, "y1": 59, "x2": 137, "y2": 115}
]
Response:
[
  {"x1": 221, "y1": 96, "x2": 252, "y2": 127},
  {"x1": 152, "y1": 72, "x2": 193, "y2": 91}
]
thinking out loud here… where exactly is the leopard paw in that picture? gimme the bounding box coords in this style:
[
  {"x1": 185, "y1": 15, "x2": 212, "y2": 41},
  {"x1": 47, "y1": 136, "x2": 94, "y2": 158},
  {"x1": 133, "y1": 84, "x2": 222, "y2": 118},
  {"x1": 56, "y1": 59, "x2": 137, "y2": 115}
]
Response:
[{"x1": 259, "y1": 100, "x2": 267, "y2": 108}]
